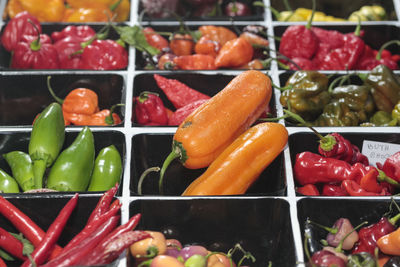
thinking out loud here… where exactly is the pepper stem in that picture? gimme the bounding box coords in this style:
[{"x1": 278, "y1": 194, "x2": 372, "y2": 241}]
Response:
[
  {"x1": 306, "y1": 0, "x2": 316, "y2": 29},
  {"x1": 159, "y1": 149, "x2": 180, "y2": 195},
  {"x1": 389, "y1": 212, "x2": 400, "y2": 225},
  {"x1": 109, "y1": 0, "x2": 122, "y2": 11},
  {"x1": 283, "y1": 109, "x2": 325, "y2": 140},
  {"x1": 304, "y1": 232, "x2": 317, "y2": 267},
  {"x1": 377, "y1": 170, "x2": 400, "y2": 188},
  {"x1": 307, "y1": 219, "x2": 338, "y2": 234},
  {"x1": 46, "y1": 76, "x2": 64, "y2": 104},
  {"x1": 354, "y1": 14, "x2": 362, "y2": 37},
  {"x1": 105, "y1": 103, "x2": 125, "y2": 125},
  {"x1": 33, "y1": 159, "x2": 47, "y2": 189},
  {"x1": 376, "y1": 40, "x2": 400, "y2": 60},
  {"x1": 27, "y1": 19, "x2": 41, "y2": 52},
  {"x1": 335, "y1": 221, "x2": 368, "y2": 253},
  {"x1": 137, "y1": 167, "x2": 160, "y2": 195}
]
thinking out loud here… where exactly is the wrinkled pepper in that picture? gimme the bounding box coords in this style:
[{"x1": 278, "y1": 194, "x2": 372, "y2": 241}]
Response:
[
  {"x1": 69, "y1": 108, "x2": 122, "y2": 126},
  {"x1": 169, "y1": 33, "x2": 195, "y2": 56},
  {"x1": 214, "y1": 37, "x2": 254, "y2": 68},
  {"x1": 16, "y1": 0, "x2": 65, "y2": 22},
  {"x1": 0, "y1": 169, "x2": 20, "y2": 193},
  {"x1": 392, "y1": 101, "x2": 400, "y2": 125},
  {"x1": 313, "y1": 100, "x2": 360, "y2": 126},
  {"x1": 46, "y1": 127, "x2": 95, "y2": 191},
  {"x1": 173, "y1": 54, "x2": 217, "y2": 70},
  {"x1": 29, "y1": 103, "x2": 65, "y2": 189},
  {"x1": 3, "y1": 151, "x2": 34, "y2": 192},
  {"x1": 365, "y1": 111, "x2": 397, "y2": 126},
  {"x1": 134, "y1": 91, "x2": 169, "y2": 126},
  {"x1": 194, "y1": 36, "x2": 221, "y2": 58},
  {"x1": 88, "y1": 145, "x2": 122, "y2": 192},
  {"x1": 382, "y1": 151, "x2": 400, "y2": 183},
  {"x1": 341, "y1": 180, "x2": 389, "y2": 196},
  {"x1": 182, "y1": 122, "x2": 288, "y2": 195}
]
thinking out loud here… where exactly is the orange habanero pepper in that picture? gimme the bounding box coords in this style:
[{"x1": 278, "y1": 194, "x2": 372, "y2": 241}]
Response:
[
  {"x1": 198, "y1": 25, "x2": 237, "y2": 47},
  {"x1": 65, "y1": 109, "x2": 122, "y2": 126},
  {"x1": 377, "y1": 226, "x2": 400, "y2": 256},
  {"x1": 5, "y1": 0, "x2": 24, "y2": 19},
  {"x1": 66, "y1": 0, "x2": 130, "y2": 22},
  {"x1": 239, "y1": 31, "x2": 269, "y2": 48},
  {"x1": 143, "y1": 27, "x2": 169, "y2": 51},
  {"x1": 173, "y1": 54, "x2": 216, "y2": 70},
  {"x1": 169, "y1": 33, "x2": 195, "y2": 56},
  {"x1": 158, "y1": 70, "x2": 272, "y2": 190},
  {"x1": 18, "y1": 0, "x2": 65, "y2": 22},
  {"x1": 182, "y1": 122, "x2": 288, "y2": 195},
  {"x1": 194, "y1": 36, "x2": 221, "y2": 58},
  {"x1": 215, "y1": 37, "x2": 254, "y2": 68},
  {"x1": 63, "y1": 3, "x2": 113, "y2": 23}
]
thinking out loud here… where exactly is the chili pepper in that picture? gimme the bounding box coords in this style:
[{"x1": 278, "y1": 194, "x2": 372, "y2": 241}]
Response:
[
  {"x1": 347, "y1": 252, "x2": 377, "y2": 267},
  {"x1": 377, "y1": 225, "x2": 400, "y2": 256},
  {"x1": 313, "y1": 100, "x2": 360, "y2": 126},
  {"x1": 214, "y1": 37, "x2": 254, "y2": 68},
  {"x1": 182, "y1": 122, "x2": 288, "y2": 195},
  {"x1": 280, "y1": 71, "x2": 331, "y2": 121},
  {"x1": 29, "y1": 103, "x2": 65, "y2": 189},
  {"x1": 392, "y1": 102, "x2": 400, "y2": 125},
  {"x1": 325, "y1": 218, "x2": 359, "y2": 250},
  {"x1": 357, "y1": 40, "x2": 400, "y2": 71},
  {"x1": 0, "y1": 196, "x2": 63, "y2": 258},
  {"x1": 65, "y1": 0, "x2": 129, "y2": 22},
  {"x1": 51, "y1": 25, "x2": 96, "y2": 43},
  {"x1": 0, "y1": 227, "x2": 26, "y2": 261},
  {"x1": 194, "y1": 36, "x2": 221, "y2": 58},
  {"x1": 0, "y1": 168, "x2": 20, "y2": 193},
  {"x1": 11, "y1": 23, "x2": 60, "y2": 69},
  {"x1": 62, "y1": 4, "x2": 113, "y2": 23},
  {"x1": 153, "y1": 74, "x2": 210, "y2": 109},
  {"x1": 143, "y1": 27, "x2": 169, "y2": 51},
  {"x1": 2, "y1": 151, "x2": 34, "y2": 192},
  {"x1": 362, "y1": 64, "x2": 400, "y2": 113},
  {"x1": 0, "y1": 258, "x2": 5, "y2": 267},
  {"x1": 134, "y1": 91, "x2": 169, "y2": 125},
  {"x1": 168, "y1": 99, "x2": 208, "y2": 126},
  {"x1": 79, "y1": 39, "x2": 128, "y2": 70},
  {"x1": 173, "y1": 54, "x2": 217, "y2": 70},
  {"x1": 89, "y1": 185, "x2": 119, "y2": 223},
  {"x1": 87, "y1": 145, "x2": 122, "y2": 192},
  {"x1": 309, "y1": 250, "x2": 346, "y2": 267},
  {"x1": 157, "y1": 70, "x2": 272, "y2": 193},
  {"x1": 157, "y1": 53, "x2": 178, "y2": 70},
  {"x1": 46, "y1": 127, "x2": 94, "y2": 192},
  {"x1": 17, "y1": 0, "x2": 64, "y2": 22},
  {"x1": 0, "y1": 11, "x2": 41, "y2": 52},
  {"x1": 170, "y1": 33, "x2": 195, "y2": 56},
  {"x1": 359, "y1": 168, "x2": 384, "y2": 193},
  {"x1": 239, "y1": 31, "x2": 269, "y2": 48},
  {"x1": 353, "y1": 214, "x2": 400, "y2": 255},
  {"x1": 4, "y1": 0, "x2": 24, "y2": 19},
  {"x1": 198, "y1": 25, "x2": 237, "y2": 47},
  {"x1": 296, "y1": 184, "x2": 320, "y2": 196},
  {"x1": 382, "y1": 151, "x2": 400, "y2": 183},
  {"x1": 322, "y1": 183, "x2": 349, "y2": 196},
  {"x1": 21, "y1": 194, "x2": 78, "y2": 267},
  {"x1": 365, "y1": 111, "x2": 397, "y2": 126},
  {"x1": 41, "y1": 215, "x2": 119, "y2": 267},
  {"x1": 67, "y1": 107, "x2": 122, "y2": 126}
]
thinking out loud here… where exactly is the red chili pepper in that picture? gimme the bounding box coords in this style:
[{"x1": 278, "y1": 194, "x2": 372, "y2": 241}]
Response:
[
  {"x1": 0, "y1": 227, "x2": 27, "y2": 261},
  {"x1": 356, "y1": 41, "x2": 400, "y2": 70},
  {"x1": 279, "y1": 24, "x2": 318, "y2": 60},
  {"x1": 0, "y1": 257, "x2": 5, "y2": 267},
  {"x1": 173, "y1": 54, "x2": 217, "y2": 70},
  {"x1": 143, "y1": 27, "x2": 169, "y2": 51},
  {"x1": 359, "y1": 168, "x2": 383, "y2": 193},
  {"x1": 51, "y1": 25, "x2": 96, "y2": 43},
  {"x1": 311, "y1": 27, "x2": 344, "y2": 50},
  {"x1": 79, "y1": 39, "x2": 128, "y2": 70},
  {"x1": 21, "y1": 194, "x2": 78, "y2": 267},
  {"x1": 382, "y1": 151, "x2": 400, "y2": 182},
  {"x1": 134, "y1": 91, "x2": 169, "y2": 126},
  {"x1": 341, "y1": 180, "x2": 389, "y2": 196},
  {"x1": 322, "y1": 183, "x2": 349, "y2": 196},
  {"x1": 168, "y1": 99, "x2": 208, "y2": 126},
  {"x1": 1, "y1": 11, "x2": 42, "y2": 52},
  {"x1": 297, "y1": 184, "x2": 320, "y2": 196},
  {"x1": 158, "y1": 53, "x2": 178, "y2": 70},
  {"x1": 87, "y1": 184, "x2": 118, "y2": 224},
  {"x1": 153, "y1": 74, "x2": 210, "y2": 109},
  {"x1": 41, "y1": 216, "x2": 120, "y2": 267},
  {"x1": 288, "y1": 57, "x2": 317, "y2": 71}
]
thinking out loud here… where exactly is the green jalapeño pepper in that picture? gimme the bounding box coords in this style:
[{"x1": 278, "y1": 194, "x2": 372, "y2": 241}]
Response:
[
  {"x1": 0, "y1": 168, "x2": 20, "y2": 193},
  {"x1": 87, "y1": 145, "x2": 122, "y2": 191},
  {"x1": 363, "y1": 64, "x2": 400, "y2": 113},
  {"x1": 313, "y1": 100, "x2": 360, "y2": 126},
  {"x1": 3, "y1": 151, "x2": 34, "y2": 192},
  {"x1": 29, "y1": 102, "x2": 65, "y2": 189},
  {"x1": 280, "y1": 71, "x2": 331, "y2": 121},
  {"x1": 46, "y1": 127, "x2": 95, "y2": 192}
]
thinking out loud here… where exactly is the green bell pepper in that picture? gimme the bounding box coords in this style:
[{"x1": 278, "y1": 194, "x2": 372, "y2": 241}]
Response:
[
  {"x1": 0, "y1": 168, "x2": 20, "y2": 193},
  {"x1": 3, "y1": 151, "x2": 34, "y2": 192}
]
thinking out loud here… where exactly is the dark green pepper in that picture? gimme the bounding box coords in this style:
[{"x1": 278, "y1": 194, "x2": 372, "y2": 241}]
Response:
[
  {"x1": 29, "y1": 102, "x2": 65, "y2": 189},
  {"x1": 392, "y1": 101, "x2": 400, "y2": 125},
  {"x1": 0, "y1": 168, "x2": 20, "y2": 193},
  {"x1": 280, "y1": 71, "x2": 331, "y2": 121},
  {"x1": 3, "y1": 151, "x2": 34, "y2": 192},
  {"x1": 46, "y1": 127, "x2": 95, "y2": 191},
  {"x1": 363, "y1": 64, "x2": 400, "y2": 113},
  {"x1": 330, "y1": 85, "x2": 375, "y2": 123},
  {"x1": 87, "y1": 145, "x2": 122, "y2": 191},
  {"x1": 313, "y1": 100, "x2": 360, "y2": 126},
  {"x1": 347, "y1": 252, "x2": 377, "y2": 267}
]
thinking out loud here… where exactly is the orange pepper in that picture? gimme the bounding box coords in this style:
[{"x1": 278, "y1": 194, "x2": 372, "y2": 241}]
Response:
[
  {"x1": 173, "y1": 54, "x2": 217, "y2": 70},
  {"x1": 239, "y1": 32, "x2": 269, "y2": 48},
  {"x1": 5, "y1": 0, "x2": 25, "y2": 19},
  {"x1": 239, "y1": 59, "x2": 265, "y2": 70},
  {"x1": 215, "y1": 37, "x2": 254, "y2": 68},
  {"x1": 65, "y1": 0, "x2": 130, "y2": 22},
  {"x1": 182, "y1": 122, "x2": 288, "y2": 195},
  {"x1": 377, "y1": 226, "x2": 400, "y2": 255},
  {"x1": 169, "y1": 33, "x2": 195, "y2": 56},
  {"x1": 18, "y1": 0, "x2": 65, "y2": 22},
  {"x1": 112, "y1": 0, "x2": 130, "y2": 22},
  {"x1": 198, "y1": 26, "x2": 237, "y2": 46},
  {"x1": 63, "y1": 4, "x2": 113, "y2": 22},
  {"x1": 62, "y1": 88, "x2": 99, "y2": 115},
  {"x1": 194, "y1": 36, "x2": 221, "y2": 58},
  {"x1": 63, "y1": 109, "x2": 121, "y2": 126},
  {"x1": 143, "y1": 27, "x2": 169, "y2": 51}
]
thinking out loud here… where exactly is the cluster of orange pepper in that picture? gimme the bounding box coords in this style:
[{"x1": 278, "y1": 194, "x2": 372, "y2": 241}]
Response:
[
  {"x1": 5, "y1": 0, "x2": 130, "y2": 22},
  {"x1": 144, "y1": 25, "x2": 270, "y2": 70}
]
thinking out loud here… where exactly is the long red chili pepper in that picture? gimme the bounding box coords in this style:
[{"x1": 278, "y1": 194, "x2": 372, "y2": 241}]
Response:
[
  {"x1": 0, "y1": 227, "x2": 27, "y2": 261},
  {"x1": 41, "y1": 216, "x2": 120, "y2": 267},
  {"x1": 0, "y1": 196, "x2": 63, "y2": 257},
  {"x1": 87, "y1": 184, "x2": 118, "y2": 224},
  {"x1": 21, "y1": 194, "x2": 79, "y2": 267}
]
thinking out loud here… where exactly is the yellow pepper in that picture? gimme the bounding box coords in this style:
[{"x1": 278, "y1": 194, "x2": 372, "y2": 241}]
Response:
[
  {"x1": 348, "y1": 5, "x2": 387, "y2": 21},
  {"x1": 5, "y1": 0, "x2": 25, "y2": 19},
  {"x1": 63, "y1": 4, "x2": 113, "y2": 22},
  {"x1": 17, "y1": 0, "x2": 65, "y2": 22},
  {"x1": 66, "y1": 0, "x2": 130, "y2": 22},
  {"x1": 113, "y1": 0, "x2": 130, "y2": 22}
]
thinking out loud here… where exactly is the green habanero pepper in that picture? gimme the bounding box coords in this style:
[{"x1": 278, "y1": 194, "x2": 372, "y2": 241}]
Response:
[
  {"x1": 46, "y1": 127, "x2": 95, "y2": 192},
  {"x1": 368, "y1": 110, "x2": 397, "y2": 126},
  {"x1": 0, "y1": 168, "x2": 20, "y2": 193},
  {"x1": 87, "y1": 145, "x2": 122, "y2": 192},
  {"x1": 29, "y1": 102, "x2": 65, "y2": 189},
  {"x1": 392, "y1": 101, "x2": 400, "y2": 125},
  {"x1": 3, "y1": 151, "x2": 34, "y2": 192},
  {"x1": 347, "y1": 252, "x2": 377, "y2": 267},
  {"x1": 363, "y1": 64, "x2": 400, "y2": 113},
  {"x1": 313, "y1": 100, "x2": 360, "y2": 126},
  {"x1": 280, "y1": 71, "x2": 331, "y2": 121}
]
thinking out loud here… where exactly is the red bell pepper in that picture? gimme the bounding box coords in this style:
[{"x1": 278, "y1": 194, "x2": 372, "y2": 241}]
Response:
[
  {"x1": 134, "y1": 91, "x2": 169, "y2": 126},
  {"x1": 1, "y1": 11, "x2": 42, "y2": 52},
  {"x1": 168, "y1": 99, "x2": 208, "y2": 126},
  {"x1": 297, "y1": 184, "x2": 320, "y2": 196},
  {"x1": 79, "y1": 39, "x2": 128, "y2": 70}
]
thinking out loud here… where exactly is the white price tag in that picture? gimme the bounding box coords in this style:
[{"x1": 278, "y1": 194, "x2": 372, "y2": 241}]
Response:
[{"x1": 362, "y1": 140, "x2": 400, "y2": 167}]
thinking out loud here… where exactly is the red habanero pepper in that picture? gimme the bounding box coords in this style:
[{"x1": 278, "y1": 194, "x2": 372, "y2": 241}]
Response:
[
  {"x1": 134, "y1": 91, "x2": 169, "y2": 126},
  {"x1": 382, "y1": 151, "x2": 400, "y2": 183},
  {"x1": 0, "y1": 258, "x2": 5, "y2": 267},
  {"x1": 168, "y1": 99, "x2": 208, "y2": 126},
  {"x1": 143, "y1": 27, "x2": 169, "y2": 51},
  {"x1": 21, "y1": 194, "x2": 79, "y2": 267},
  {"x1": 288, "y1": 57, "x2": 317, "y2": 71},
  {"x1": 297, "y1": 184, "x2": 320, "y2": 196},
  {"x1": 51, "y1": 25, "x2": 96, "y2": 43},
  {"x1": 1, "y1": 11, "x2": 42, "y2": 52},
  {"x1": 173, "y1": 54, "x2": 217, "y2": 70},
  {"x1": 341, "y1": 180, "x2": 389, "y2": 196},
  {"x1": 80, "y1": 40, "x2": 128, "y2": 70},
  {"x1": 153, "y1": 74, "x2": 211, "y2": 109},
  {"x1": 322, "y1": 183, "x2": 349, "y2": 196},
  {"x1": 0, "y1": 227, "x2": 27, "y2": 261},
  {"x1": 356, "y1": 40, "x2": 400, "y2": 70}
]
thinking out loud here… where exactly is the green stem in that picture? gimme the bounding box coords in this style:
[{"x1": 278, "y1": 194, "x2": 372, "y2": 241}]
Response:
[
  {"x1": 283, "y1": 109, "x2": 324, "y2": 140},
  {"x1": 46, "y1": 76, "x2": 64, "y2": 104},
  {"x1": 159, "y1": 150, "x2": 180, "y2": 195},
  {"x1": 354, "y1": 14, "x2": 362, "y2": 37},
  {"x1": 137, "y1": 167, "x2": 160, "y2": 195},
  {"x1": 306, "y1": 0, "x2": 316, "y2": 29},
  {"x1": 27, "y1": 19, "x2": 41, "y2": 52},
  {"x1": 283, "y1": 0, "x2": 293, "y2": 12},
  {"x1": 33, "y1": 159, "x2": 47, "y2": 189},
  {"x1": 377, "y1": 170, "x2": 400, "y2": 188},
  {"x1": 109, "y1": 0, "x2": 122, "y2": 11},
  {"x1": 304, "y1": 232, "x2": 316, "y2": 267},
  {"x1": 389, "y1": 212, "x2": 400, "y2": 225},
  {"x1": 307, "y1": 219, "x2": 338, "y2": 234},
  {"x1": 105, "y1": 103, "x2": 125, "y2": 125},
  {"x1": 376, "y1": 40, "x2": 400, "y2": 60},
  {"x1": 335, "y1": 221, "x2": 368, "y2": 253}
]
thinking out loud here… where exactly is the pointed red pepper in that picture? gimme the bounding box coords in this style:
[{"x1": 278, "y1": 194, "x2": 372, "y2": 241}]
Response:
[
  {"x1": 168, "y1": 99, "x2": 208, "y2": 126},
  {"x1": 382, "y1": 151, "x2": 400, "y2": 183},
  {"x1": 341, "y1": 180, "x2": 389, "y2": 196},
  {"x1": 296, "y1": 184, "x2": 320, "y2": 196},
  {"x1": 134, "y1": 91, "x2": 169, "y2": 126}
]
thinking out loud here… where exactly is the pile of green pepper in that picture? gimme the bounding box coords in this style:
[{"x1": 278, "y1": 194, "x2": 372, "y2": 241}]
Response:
[
  {"x1": 0, "y1": 103, "x2": 122, "y2": 193},
  {"x1": 280, "y1": 64, "x2": 400, "y2": 127}
]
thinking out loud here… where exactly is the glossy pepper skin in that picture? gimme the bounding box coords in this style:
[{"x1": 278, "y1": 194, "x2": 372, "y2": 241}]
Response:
[
  {"x1": 382, "y1": 151, "x2": 400, "y2": 183},
  {"x1": 168, "y1": 99, "x2": 208, "y2": 126},
  {"x1": 377, "y1": 222, "x2": 400, "y2": 256},
  {"x1": 17, "y1": 0, "x2": 65, "y2": 22},
  {"x1": 313, "y1": 100, "x2": 360, "y2": 126},
  {"x1": 0, "y1": 168, "x2": 20, "y2": 193},
  {"x1": 134, "y1": 91, "x2": 168, "y2": 126},
  {"x1": 29, "y1": 103, "x2": 65, "y2": 189},
  {"x1": 3, "y1": 151, "x2": 34, "y2": 192},
  {"x1": 46, "y1": 127, "x2": 95, "y2": 192},
  {"x1": 297, "y1": 184, "x2": 320, "y2": 196},
  {"x1": 80, "y1": 40, "x2": 128, "y2": 70},
  {"x1": 87, "y1": 145, "x2": 122, "y2": 191},
  {"x1": 280, "y1": 71, "x2": 330, "y2": 121},
  {"x1": 214, "y1": 37, "x2": 254, "y2": 68},
  {"x1": 198, "y1": 25, "x2": 237, "y2": 47},
  {"x1": 1, "y1": 11, "x2": 41, "y2": 52},
  {"x1": 279, "y1": 25, "x2": 319, "y2": 60},
  {"x1": 173, "y1": 54, "x2": 217, "y2": 70}
]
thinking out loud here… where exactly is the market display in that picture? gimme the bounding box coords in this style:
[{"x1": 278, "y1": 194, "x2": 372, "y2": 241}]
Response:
[{"x1": 0, "y1": 0, "x2": 399, "y2": 267}]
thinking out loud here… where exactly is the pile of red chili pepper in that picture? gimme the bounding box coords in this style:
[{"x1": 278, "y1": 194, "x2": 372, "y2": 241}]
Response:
[
  {"x1": 0, "y1": 185, "x2": 150, "y2": 267},
  {"x1": 295, "y1": 131, "x2": 400, "y2": 197},
  {"x1": 1, "y1": 11, "x2": 128, "y2": 70}
]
